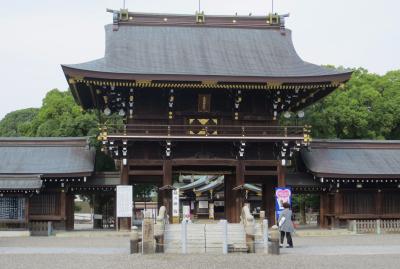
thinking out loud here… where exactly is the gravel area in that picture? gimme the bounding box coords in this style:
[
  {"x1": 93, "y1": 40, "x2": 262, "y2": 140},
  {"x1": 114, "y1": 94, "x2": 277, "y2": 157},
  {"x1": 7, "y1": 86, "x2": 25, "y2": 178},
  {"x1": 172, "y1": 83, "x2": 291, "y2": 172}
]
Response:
[
  {"x1": 1, "y1": 253, "x2": 400, "y2": 269},
  {"x1": 1, "y1": 234, "x2": 400, "y2": 269}
]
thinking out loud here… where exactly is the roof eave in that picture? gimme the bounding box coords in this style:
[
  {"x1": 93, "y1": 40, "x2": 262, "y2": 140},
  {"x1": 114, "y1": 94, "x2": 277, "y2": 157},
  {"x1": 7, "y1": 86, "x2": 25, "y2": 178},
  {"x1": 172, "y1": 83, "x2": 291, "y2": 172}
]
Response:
[{"x1": 62, "y1": 65, "x2": 352, "y2": 85}]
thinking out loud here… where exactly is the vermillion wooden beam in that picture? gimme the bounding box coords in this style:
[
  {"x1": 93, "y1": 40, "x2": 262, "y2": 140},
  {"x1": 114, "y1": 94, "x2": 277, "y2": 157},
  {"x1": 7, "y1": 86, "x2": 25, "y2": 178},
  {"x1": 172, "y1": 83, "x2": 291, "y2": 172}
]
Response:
[
  {"x1": 172, "y1": 159, "x2": 237, "y2": 166},
  {"x1": 244, "y1": 170, "x2": 277, "y2": 176},
  {"x1": 128, "y1": 170, "x2": 163, "y2": 176},
  {"x1": 277, "y1": 163, "x2": 286, "y2": 187},
  {"x1": 121, "y1": 163, "x2": 129, "y2": 185},
  {"x1": 128, "y1": 159, "x2": 163, "y2": 166},
  {"x1": 162, "y1": 160, "x2": 173, "y2": 223},
  {"x1": 244, "y1": 160, "x2": 279, "y2": 166}
]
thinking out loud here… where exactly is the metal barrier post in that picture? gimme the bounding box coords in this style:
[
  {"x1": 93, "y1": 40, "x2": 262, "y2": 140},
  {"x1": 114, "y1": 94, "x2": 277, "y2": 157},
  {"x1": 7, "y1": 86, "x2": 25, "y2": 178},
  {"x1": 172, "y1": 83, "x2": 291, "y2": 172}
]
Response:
[
  {"x1": 221, "y1": 219, "x2": 228, "y2": 254},
  {"x1": 181, "y1": 220, "x2": 187, "y2": 254},
  {"x1": 263, "y1": 219, "x2": 269, "y2": 253}
]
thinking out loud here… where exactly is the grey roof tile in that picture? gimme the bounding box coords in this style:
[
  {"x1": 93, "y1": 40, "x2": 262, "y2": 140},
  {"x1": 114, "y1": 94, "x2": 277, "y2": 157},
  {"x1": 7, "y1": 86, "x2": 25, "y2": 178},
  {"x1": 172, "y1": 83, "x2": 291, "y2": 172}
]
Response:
[
  {"x1": 64, "y1": 25, "x2": 348, "y2": 78},
  {"x1": 0, "y1": 175, "x2": 42, "y2": 190},
  {"x1": 302, "y1": 143, "x2": 400, "y2": 177},
  {"x1": 0, "y1": 137, "x2": 95, "y2": 175}
]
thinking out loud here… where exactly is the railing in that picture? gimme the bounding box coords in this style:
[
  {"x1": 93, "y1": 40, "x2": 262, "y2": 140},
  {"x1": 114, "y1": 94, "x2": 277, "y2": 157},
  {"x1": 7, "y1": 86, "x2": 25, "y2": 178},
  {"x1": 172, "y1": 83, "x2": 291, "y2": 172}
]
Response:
[
  {"x1": 349, "y1": 219, "x2": 400, "y2": 234},
  {"x1": 103, "y1": 124, "x2": 306, "y2": 139}
]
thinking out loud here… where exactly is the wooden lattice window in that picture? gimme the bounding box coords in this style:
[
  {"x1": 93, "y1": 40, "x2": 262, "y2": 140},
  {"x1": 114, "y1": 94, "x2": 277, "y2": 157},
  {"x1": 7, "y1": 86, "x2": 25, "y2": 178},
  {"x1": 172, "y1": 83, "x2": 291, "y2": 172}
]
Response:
[
  {"x1": 343, "y1": 192, "x2": 374, "y2": 215},
  {"x1": 29, "y1": 193, "x2": 61, "y2": 216},
  {"x1": 383, "y1": 192, "x2": 400, "y2": 214}
]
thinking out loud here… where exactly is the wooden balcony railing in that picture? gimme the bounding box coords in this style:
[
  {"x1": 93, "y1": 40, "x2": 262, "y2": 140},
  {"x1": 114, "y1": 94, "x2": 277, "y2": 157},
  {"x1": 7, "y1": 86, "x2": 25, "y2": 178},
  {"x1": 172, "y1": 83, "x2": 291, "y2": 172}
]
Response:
[{"x1": 103, "y1": 124, "x2": 307, "y2": 141}]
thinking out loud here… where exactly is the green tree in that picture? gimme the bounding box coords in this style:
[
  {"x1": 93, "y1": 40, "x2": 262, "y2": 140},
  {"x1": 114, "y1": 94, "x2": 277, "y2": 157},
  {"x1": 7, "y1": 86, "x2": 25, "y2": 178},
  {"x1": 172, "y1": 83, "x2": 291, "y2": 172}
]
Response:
[
  {"x1": 304, "y1": 68, "x2": 400, "y2": 139},
  {"x1": 26, "y1": 89, "x2": 98, "y2": 137},
  {"x1": 0, "y1": 108, "x2": 39, "y2": 136}
]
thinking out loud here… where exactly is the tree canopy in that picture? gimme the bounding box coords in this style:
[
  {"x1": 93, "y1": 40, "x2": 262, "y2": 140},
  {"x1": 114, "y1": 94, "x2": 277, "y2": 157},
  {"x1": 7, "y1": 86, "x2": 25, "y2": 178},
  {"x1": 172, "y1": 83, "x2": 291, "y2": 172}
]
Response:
[
  {"x1": 0, "y1": 89, "x2": 115, "y2": 172},
  {"x1": 0, "y1": 108, "x2": 39, "y2": 137},
  {"x1": 303, "y1": 68, "x2": 400, "y2": 139},
  {"x1": 1, "y1": 69, "x2": 399, "y2": 143}
]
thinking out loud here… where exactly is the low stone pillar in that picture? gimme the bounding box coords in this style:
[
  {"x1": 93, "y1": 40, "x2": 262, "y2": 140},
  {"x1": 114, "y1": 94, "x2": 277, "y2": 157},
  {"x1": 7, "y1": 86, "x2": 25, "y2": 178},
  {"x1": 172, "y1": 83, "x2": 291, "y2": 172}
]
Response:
[
  {"x1": 376, "y1": 219, "x2": 381, "y2": 235},
  {"x1": 268, "y1": 225, "x2": 280, "y2": 255},
  {"x1": 181, "y1": 220, "x2": 188, "y2": 254},
  {"x1": 130, "y1": 227, "x2": 139, "y2": 254},
  {"x1": 263, "y1": 219, "x2": 269, "y2": 254},
  {"x1": 221, "y1": 219, "x2": 228, "y2": 254},
  {"x1": 142, "y1": 213, "x2": 155, "y2": 254}
]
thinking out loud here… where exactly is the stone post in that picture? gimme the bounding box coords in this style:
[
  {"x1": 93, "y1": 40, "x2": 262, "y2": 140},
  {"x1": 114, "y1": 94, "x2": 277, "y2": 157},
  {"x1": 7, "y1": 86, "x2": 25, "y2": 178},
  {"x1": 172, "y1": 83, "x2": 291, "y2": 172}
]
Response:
[
  {"x1": 130, "y1": 226, "x2": 139, "y2": 254},
  {"x1": 268, "y1": 225, "x2": 280, "y2": 255},
  {"x1": 221, "y1": 219, "x2": 228, "y2": 254},
  {"x1": 263, "y1": 219, "x2": 269, "y2": 254},
  {"x1": 181, "y1": 220, "x2": 188, "y2": 254},
  {"x1": 376, "y1": 219, "x2": 381, "y2": 235},
  {"x1": 142, "y1": 212, "x2": 155, "y2": 254}
]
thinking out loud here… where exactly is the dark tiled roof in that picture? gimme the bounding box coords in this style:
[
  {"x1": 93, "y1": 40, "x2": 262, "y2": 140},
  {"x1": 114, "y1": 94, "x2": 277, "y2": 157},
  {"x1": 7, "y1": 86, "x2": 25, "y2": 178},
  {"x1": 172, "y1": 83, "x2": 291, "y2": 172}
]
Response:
[
  {"x1": 63, "y1": 24, "x2": 350, "y2": 79},
  {"x1": 0, "y1": 175, "x2": 42, "y2": 190},
  {"x1": 83, "y1": 172, "x2": 121, "y2": 186},
  {"x1": 0, "y1": 137, "x2": 95, "y2": 176},
  {"x1": 286, "y1": 172, "x2": 320, "y2": 187},
  {"x1": 301, "y1": 140, "x2": 400, "y2": 178}
]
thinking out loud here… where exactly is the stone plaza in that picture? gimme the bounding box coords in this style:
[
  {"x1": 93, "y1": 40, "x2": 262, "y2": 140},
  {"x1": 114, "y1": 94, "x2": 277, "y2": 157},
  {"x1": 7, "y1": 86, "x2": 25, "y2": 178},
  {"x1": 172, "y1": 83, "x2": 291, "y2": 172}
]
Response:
[{"x1": 1, "y1": 233, "x2": 400, "y2": 269}]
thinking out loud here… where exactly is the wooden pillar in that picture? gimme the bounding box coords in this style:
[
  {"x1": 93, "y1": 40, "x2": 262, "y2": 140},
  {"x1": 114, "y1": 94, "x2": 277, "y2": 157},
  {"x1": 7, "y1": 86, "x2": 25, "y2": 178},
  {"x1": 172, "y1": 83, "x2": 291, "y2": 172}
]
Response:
[
  {"x1": 277, "y1": 163, "x2": 286, "y2": 187},
  {"x1": 319, "y1": 193, "x2": 328, "y2": 228},
  {"x1": 65, "y1": 193, "x2": 75, "y2": 231},
  {"x1": 262, "y1": 179, "x2": 276, "y2": 226},
  {"x1": 376, "y1": 190, "x2": 383, "y2": 216},
  {"x1": 234, "y1": 161, "x2": 245, "y2": 223},
  {"x1": 58, "y1": 190, "x2": 67, "y2": 230},
  {"x1": 162, "y1": 160, "x2": 172, "y2": 222},
  {"x1": 333, "y1": 192, "x2": 343, "y2": 228},
  {"x1": 225, "y1": 174, "x2": 236, "y2": 223},
  {"x1": 118, "y1": 163, "x2": 131, "y2": 231},
  {"x1": 25, "y1": 196, "x2": 30, "y2": 229},
  {"x1": 60, "y1": 190, "x2": 66, "y2": 220}
]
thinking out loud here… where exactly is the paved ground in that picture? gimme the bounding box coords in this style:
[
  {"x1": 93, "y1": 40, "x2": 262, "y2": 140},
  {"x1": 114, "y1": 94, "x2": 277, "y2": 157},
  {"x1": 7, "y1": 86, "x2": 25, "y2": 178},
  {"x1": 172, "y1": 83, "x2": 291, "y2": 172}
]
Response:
[{"x1": 1, "y1": 234, "x2": 400, "y2": 269}]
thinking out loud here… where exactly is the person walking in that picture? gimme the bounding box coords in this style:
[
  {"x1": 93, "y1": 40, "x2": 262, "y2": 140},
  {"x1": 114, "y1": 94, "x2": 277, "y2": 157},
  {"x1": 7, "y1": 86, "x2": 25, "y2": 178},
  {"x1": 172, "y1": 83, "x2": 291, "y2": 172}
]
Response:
[{"x1": 278, "y1": 202, "x2": 294, "y2": 248}]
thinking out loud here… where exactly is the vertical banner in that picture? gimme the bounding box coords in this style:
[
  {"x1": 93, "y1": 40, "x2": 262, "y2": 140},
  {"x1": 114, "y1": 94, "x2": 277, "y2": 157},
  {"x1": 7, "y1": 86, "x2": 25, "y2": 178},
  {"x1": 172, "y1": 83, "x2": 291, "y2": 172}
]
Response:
[
  {"x1": 116, "y1": 185, "x2": 133, "y2": 218},
  {"x1": 172, "y1": 188, "x2": 180, "y2": 223},
  {"x1": 275, "y1": 187, "x2": 292, "y2": 221}
]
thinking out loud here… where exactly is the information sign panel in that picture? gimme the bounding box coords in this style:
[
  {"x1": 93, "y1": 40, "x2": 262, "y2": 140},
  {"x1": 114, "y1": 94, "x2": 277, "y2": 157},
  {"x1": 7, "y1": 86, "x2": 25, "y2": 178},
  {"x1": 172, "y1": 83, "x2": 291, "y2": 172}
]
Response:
[{"x1": 117, "y1": 185, "x2": 133, "y2": 218}]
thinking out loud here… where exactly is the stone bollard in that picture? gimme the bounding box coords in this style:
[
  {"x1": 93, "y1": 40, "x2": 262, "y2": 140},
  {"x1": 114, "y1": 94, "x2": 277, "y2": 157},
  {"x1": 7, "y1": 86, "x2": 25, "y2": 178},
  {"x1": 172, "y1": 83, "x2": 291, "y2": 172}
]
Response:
[
  {"x1": 263, "y1": 219, "x2": 269, "y2": 254},
  {"x1": 155, "y1": 235, "x2": 164, "y2": 253},
  {"x1": 221, "y1": 220, "x2": 228, "y2": 254},
  {"x1": 268, "y1": 225, "x2": 280, "y2": 255},
  {"x1": 142, "y1": 213, "x2": 155, "y2": 254},
  {"x1": 376, "y1": 219, "x2": 381, "y2": 235},
  {"x1": 130, "y1": 227, "x2": 139, "y2": 254},
  {"x1": 181, "y1": 220, "x2": 188, "y2": 254}
]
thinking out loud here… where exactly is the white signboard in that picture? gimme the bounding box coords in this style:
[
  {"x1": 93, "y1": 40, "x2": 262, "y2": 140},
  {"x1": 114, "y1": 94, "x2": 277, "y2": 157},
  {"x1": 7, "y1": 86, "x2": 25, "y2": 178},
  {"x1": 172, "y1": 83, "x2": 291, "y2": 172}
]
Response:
[
  {"x1": 116, "y1": 185, "x2": 133, "y2": 218},
  {"x1": 172, "y1": 188, "x2": 180, "y2": 217},
  {"x1": 198, "y1": 201, "x2": 209, "y2": 209}
]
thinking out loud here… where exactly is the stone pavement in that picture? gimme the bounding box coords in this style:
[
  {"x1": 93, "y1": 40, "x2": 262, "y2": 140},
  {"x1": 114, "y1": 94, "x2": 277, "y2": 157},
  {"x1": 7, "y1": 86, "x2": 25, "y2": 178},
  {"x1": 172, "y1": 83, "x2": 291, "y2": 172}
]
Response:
[{"x1": 1, "y1": 234, "x2": 400, "y2": 269}]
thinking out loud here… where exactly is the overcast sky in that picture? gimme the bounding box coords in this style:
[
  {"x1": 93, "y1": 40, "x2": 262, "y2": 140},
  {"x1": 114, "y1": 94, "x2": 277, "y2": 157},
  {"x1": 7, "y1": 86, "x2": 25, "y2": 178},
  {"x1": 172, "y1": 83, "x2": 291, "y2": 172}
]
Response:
[{"x1": 0, "y1": 0, "x2": 399, "y2": 120}]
